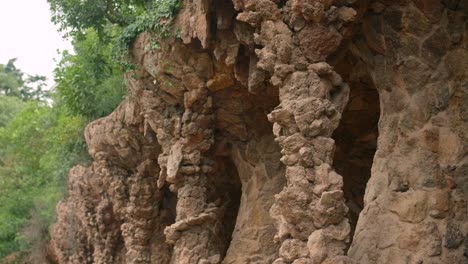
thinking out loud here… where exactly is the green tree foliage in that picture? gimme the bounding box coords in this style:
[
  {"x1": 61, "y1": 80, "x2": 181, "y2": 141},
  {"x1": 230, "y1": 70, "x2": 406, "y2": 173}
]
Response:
[
  {"x1": 114, "y1": 0, "x2": 181, "y2": 64},
  {"x1": 54, "y1": 29, "x2": 127, "y2": 118},
  {"x1": 49, "y1": 0, "x2": 181, "y2": 67},
  {"x1": 48, "y1": 0, "x2": 180, "y2": 37},
  {"x1": 0, "y1": 96, "x2": 25, "y2": 128},
  {"x1": 0, "y1": 59, "x2": 48, "y2": 101},
  {"x1": 51, "y1": 0, "x2": 182, "y2": 119},
  {"x1": 0, "y1": 62, "x2": 91, "y2": 259},
  {"x1": 0, "y1": 100, "x2": 89, "y2": 258},
  {"x1": 48, "y1": 0, "x2": 151, "y2": 37}
]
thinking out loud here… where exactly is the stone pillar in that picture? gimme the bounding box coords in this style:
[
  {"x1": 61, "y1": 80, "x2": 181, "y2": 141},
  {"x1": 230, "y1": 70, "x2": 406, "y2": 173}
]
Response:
[
  {"x1": 268, "y1": 65, "x2": 353, "y2": 264},
  {"x1": 163, "y1": 87, "x2": 223, "y2": 264},
  {"x1": 121, "y1": 162, "x2": 161, "y2": 264},
  {"x1": 231, "y1": 0, "x2": 359, "y2": 263}
]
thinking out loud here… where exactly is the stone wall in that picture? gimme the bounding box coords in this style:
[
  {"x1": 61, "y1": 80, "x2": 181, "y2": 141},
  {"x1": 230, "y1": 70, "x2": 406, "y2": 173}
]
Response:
[
  {"x1": 348, "y1": 1, "x2": 467, "y2": 263},
  {"x1": 49, "y1": 0, "x2": 467, "y2": 263}
]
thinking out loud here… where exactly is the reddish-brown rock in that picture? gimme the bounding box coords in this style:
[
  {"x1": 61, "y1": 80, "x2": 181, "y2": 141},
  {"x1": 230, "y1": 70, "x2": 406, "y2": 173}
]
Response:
[{"x1": 48, "y1": 1, "x2": 467, "y2": 263}]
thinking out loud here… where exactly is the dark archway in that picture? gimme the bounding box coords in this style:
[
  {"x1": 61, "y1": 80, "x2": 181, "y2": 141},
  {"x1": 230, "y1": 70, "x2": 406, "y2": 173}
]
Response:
[{"x1": 332, "y1": 53, "x2": 380, "y2": 242}]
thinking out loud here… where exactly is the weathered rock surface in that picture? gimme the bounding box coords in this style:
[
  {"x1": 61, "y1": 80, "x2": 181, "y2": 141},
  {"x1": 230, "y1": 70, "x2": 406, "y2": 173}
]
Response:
[{"x1": 49, "y1": 0, "x2": 467, "y2": 263}]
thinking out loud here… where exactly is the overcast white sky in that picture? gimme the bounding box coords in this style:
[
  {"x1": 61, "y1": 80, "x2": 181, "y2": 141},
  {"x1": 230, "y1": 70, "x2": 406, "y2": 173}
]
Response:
[{"x1": 0, "y1": 0, "x2": 73, "y2": 88}]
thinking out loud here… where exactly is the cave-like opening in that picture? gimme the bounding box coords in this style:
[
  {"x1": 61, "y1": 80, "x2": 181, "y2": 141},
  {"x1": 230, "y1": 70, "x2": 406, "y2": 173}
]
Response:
[
  {"x1": 210, "y1": 154, "x2": 242, "y2": 259},
  {"x1": 332, "y1": 54, "x2": 380, "y2": 243}
]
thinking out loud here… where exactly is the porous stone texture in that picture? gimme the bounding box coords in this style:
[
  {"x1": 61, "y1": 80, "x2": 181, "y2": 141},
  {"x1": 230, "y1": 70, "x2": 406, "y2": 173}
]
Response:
[
  {"x1": 347, "y1": 1, "x2": 468, "y2": 263},
  {"x1": 49, "y1": 0, "x2": 467, "y2": 263}
]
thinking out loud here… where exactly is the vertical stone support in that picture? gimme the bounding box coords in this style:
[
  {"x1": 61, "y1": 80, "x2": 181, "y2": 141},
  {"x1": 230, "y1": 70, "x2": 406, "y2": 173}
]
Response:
[
  {"x1": 121, "y1": 161, "x2": 161, "y2": 264},
  {"x1": 50, "y1": 89, "x2": 169, "y2": 264},
  {"x1": 231, "y1": 1, "x2": 358, "y2": 263},
  {"x1": 163, "y1": 87, "x2": 222, "y2": 264},
  {"x1": 268, "y1": 65, "x2": 352, "y2": 264},
  {"x1": 92, "y1": 161, "x2": 127, "y2": 264}
]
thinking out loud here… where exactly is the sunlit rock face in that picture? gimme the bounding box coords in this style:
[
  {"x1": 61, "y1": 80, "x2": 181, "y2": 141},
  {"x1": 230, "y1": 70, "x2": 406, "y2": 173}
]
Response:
[{"x1": 49, "y1": 0, "x2": 467, "y2": 263}]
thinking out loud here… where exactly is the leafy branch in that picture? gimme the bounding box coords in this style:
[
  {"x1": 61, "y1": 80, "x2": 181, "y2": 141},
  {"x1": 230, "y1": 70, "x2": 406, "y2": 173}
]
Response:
[{"x1": 114, "y1": 0, "x2": 182, "y2": 69}]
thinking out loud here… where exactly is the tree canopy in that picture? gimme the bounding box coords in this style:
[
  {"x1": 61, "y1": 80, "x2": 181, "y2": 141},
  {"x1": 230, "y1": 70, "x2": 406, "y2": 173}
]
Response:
[
  {"x1": 54, "y1": 29, "x2": 127, "y2": 118},
  {"x1": 48, "y1": 0, "x2": 181, "y2": 66},
  {"x1": 48, "y1": 0, "x2": 150, "y2": 36},
  {"x1": 0, "y1": 59, "x2": 91, "y2": 259},
  {"x1": 0, "y1": 59, "x2": 48, "y2": 101}
]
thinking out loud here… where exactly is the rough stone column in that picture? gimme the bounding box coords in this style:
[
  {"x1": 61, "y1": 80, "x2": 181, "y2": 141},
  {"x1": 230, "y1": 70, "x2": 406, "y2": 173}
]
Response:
[
  {"x1": 50, "y1": 89, "x2": 170, "y2": 264},
  {"x1": 268, "y1": 64, "x2": 353, "y2": 264},
  {"x1": 230, "y1": 0, "x2": 359, "y2": 263},
  {"x1": 348, "y1": 1, "x2": 467, "y2": 263},
  {"x1": 121, "y1": 162, "x2": 161, "y2": 263},
  {"x1": 92, "y1": 160, "x2": 128, "y2": 264},
  {"x1": 163, "y1": 87, "x2": 223, "y2": 264}
]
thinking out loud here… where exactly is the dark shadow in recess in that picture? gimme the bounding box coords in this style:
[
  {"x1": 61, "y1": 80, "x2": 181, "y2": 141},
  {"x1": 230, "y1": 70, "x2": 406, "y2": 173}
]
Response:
[
  {"x1": 332, "y1": 55, "x2": 380, "y2": 244},
  {"x1": 208, "y1": 154, "x2": 242, "y2": 259}
]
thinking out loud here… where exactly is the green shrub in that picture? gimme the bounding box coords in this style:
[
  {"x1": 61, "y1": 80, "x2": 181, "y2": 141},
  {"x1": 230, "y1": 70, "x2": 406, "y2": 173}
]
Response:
[
  {"x1": 0, "y1": 96, "x2": 24, "y2": 128},
  {"x1": 54, "y1": 29, "x2": 127, "y2": 118},
  {"x1": 0, "y1": 101, "x2": 89, "y2": 258}
]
